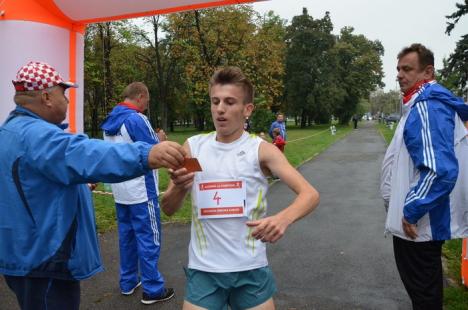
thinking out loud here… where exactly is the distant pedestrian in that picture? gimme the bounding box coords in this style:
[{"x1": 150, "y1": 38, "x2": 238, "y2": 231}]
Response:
[
  {"x1": 272, "y1": 127, "x2": 286, "y2": 152},
  {"x1": 352, "y1": 114, "x2": 359, "y2": 129},
  {"x1": 269, "y1": 112, "x2": 286, "y2": 140},
  {"x1": 243, "y1": 117, "x2": 251, "y2": 132}
]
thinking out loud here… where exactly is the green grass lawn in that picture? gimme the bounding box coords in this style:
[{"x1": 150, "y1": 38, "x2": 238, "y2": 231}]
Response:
[
  {"x1": 93, "y1": 124, "x2": 351, "y2": 232},
  {"x1": 285, "y1": 124, "x2": 349, "y2": 167},
  {"x1": 376, "y1": 122, "x2": 468, "y2": 308}
]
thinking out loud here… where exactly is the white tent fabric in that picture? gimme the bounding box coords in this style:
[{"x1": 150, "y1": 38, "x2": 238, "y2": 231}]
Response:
[
  {"x1": 0, "y1": 20, "x2": 84, "y2": 132},
  {"x1": 55, "y1": 0, "x2": 244, "y2": 22}
]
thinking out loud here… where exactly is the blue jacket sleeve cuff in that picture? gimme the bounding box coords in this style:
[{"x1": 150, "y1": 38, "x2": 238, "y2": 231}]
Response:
[
  {"x1": 403, "y1": 208, "x2": 419, "y2": 224},
  {"x1": 135, "y1": 142, "x2": 153, "y2": 170}
]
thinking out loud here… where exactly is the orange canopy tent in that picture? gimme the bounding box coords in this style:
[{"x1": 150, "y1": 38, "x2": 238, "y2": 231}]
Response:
[{"x1": 0, "y1": 0, "x2": 263, "y2": 132}]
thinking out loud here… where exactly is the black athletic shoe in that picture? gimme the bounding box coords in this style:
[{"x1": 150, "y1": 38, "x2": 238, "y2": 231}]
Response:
[{"x1": 141, "y1": 288, "x2": 175, "y2": 305}]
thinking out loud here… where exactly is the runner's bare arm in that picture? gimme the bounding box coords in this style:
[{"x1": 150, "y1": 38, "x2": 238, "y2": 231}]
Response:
[
  {"x1": 246, "y1": 141, "x2": 319, "y2": 243},
  {"x1": 161, "y1": 141, "x2": 195, "y2": 216}
]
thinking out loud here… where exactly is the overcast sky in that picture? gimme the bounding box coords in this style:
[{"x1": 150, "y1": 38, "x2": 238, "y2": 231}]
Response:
[{"x1": 251, "y1": 0, "x2": 467, "y2": 91}]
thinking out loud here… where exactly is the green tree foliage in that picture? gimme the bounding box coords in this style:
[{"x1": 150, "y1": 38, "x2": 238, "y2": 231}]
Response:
[
  {"x1": 247, "y1": 11, "x2": 287, "y2": 111},
  {"x1": 285, "y1": 8, "x2": 336, "y2": 126},
  {"x1": 164, "y1": 6, "x2": 286, "y2": 130},
  {"x1": 441, "y1": 35, "x2": 467, "y2": 96},
  {"x1": 250, "y1": 109, "x2": 274, "y2": 134},
  {"x1": 445, "y1": 0, "x2": 468, "y2": 35},
  {"x1": 284, "y1": 9, "x2": 384, "y2": 126},
  {"x1": 165, "y1": 7, "x2": 257, "y2": 130},
  {"x1": 84, "y1": 6, "x2": 285, "y2": 133},
  {"x1": 442, "y1": 1, "x2": 467, "y2": 96},
  {"x1": 332, "y1": 27, "x2": 384, "y2": 124},
  {"x1": 369, "y1": 89, "x2": 400, "y2": 115},
  {"x1": 250, "y1": 96, "x2": 275, "y2": 133},
  {"x1": 83, "y1": 6, "x2": 384, "y2": 133},
  {"x1": 132, "y1": 16, "x2": 187, "y2": 131},
  {"x1": 84, "y1": 21, "x2": 144, "y2": 137},
  {"x1": 438, "y1": 59, "x2": 464, "y2": 96}
]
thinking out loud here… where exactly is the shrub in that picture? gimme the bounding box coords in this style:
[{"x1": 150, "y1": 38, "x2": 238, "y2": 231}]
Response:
[{"x1": 250, "y1": 108, "x2": 274, "y2": 133}]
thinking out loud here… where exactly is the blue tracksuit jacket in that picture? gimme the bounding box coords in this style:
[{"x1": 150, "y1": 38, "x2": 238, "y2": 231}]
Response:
[
  {"x1": 403, "y1": 83, "x2": 468, "y2": 240},
  {"x1": 0, "y1": 106, "x2": 153, "y2": 280}
]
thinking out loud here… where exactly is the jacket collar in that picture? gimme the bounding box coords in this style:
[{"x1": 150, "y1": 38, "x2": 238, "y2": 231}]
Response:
[
  {"x1": 118, "y1": 102, "x2": 143, "y2": 113},
  {"x1": 8, "y1": 106, "x2": 69, "y2": 130},
  {"x1": 402, "y1": 79, "x2": 434, "y2": 104}
]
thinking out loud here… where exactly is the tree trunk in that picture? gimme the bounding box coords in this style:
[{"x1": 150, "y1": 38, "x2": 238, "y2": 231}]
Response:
[
  {"x1": 99, "y1": 23, "x2": 114, "y2": 115},
  {"x1": 300, "y1": 110, "x2": 307, "y2": 128},
  {"x1": 195, "y1": 112, "x2": 205, "y2": 131}
]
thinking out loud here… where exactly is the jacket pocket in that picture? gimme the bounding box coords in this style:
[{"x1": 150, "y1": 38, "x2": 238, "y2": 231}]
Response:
[{"x1": 12, "y1": 157, "x2": 36, "y2": 226}]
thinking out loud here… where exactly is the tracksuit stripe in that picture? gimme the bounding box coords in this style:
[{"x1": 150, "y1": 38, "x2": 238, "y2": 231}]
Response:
[
  {"x1": 417, "y1": 102, "x2": 430, "y2": 169},
  {"x1": 405, "y1": 171, "x2": 436, "y2": 204},
  {"x1": 405, "y1": 101, "x2": 437, "y2": 206},
  {"x1": 421, "y1": 102, "x2": 436, "y2": 169},
  {"x1": 148, "y1": 200, "x2": 160, "y2": 246},
  {"x1": 138, "y1": 114, "x2": 158, "y2": 141}
]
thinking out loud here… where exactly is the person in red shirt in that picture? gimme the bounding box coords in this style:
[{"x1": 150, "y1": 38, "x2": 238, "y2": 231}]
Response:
[{"x1": 272, "y1": 127, "x2": 286, "y2": 152}]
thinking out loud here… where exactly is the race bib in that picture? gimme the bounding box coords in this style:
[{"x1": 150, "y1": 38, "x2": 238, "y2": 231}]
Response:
[{"x1": 196, "y1": 180, "x2": 246, "y2": 219}]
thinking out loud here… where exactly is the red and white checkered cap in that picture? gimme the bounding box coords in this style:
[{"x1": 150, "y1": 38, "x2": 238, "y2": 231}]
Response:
[{"x1": 12, "y1": 61, "x2": 78, "y2": 92}]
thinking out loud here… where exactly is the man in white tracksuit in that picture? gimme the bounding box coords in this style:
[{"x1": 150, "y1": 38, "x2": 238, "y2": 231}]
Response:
[
  {"x1": 381, "y1": 43, "x2": 468, "y2": 309},
  {"x1": 101, "y1": 82, "x2": 174, "y2": 305}
]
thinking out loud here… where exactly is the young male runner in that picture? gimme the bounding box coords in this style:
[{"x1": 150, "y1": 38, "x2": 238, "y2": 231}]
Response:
[{"x1": 162, "y1": 66, "x2": 320, "y2": 310}]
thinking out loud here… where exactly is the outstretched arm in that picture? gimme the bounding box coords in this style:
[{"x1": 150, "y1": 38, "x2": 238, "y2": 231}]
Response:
[
  {"x1": 24, "y1": 125, "x2": 185, "y2": 184},
  {"x1": 246, "y1": 142, "x2": 319, "y2": 243}
]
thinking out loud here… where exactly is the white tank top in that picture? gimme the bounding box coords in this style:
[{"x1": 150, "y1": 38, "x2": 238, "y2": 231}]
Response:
[{"x1": 187, "y1": 132, "x2": 269, "y2": 272}]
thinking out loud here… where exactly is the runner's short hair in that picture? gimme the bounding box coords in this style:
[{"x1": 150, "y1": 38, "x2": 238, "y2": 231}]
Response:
[
  {"x1": 397, "y1": 43, "x2": 434, "y2": 70},
  {"x1": 209, "y1": 67, "x2": 254, "y2": 104},
  {"x1": 122, "y1": 82, "x2": 148, "y2": 100}
]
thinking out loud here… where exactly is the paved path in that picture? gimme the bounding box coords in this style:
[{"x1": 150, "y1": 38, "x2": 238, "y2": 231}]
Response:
[{"x1": 0, "y1": 122, "x2": 411, "y2": 309}]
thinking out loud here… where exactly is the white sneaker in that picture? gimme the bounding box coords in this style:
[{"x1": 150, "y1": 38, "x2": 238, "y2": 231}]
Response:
[{"x1": 121, "y1": 281, "x2": 141, "y2": 295}]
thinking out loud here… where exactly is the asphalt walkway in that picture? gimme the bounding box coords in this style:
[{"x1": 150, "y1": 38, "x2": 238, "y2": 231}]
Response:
[{"x1": 0, "y1": 121, "x2": 411, "y2": 309}]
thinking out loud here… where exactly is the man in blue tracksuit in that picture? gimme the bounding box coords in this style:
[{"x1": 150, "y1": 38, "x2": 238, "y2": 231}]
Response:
[
  {"x1": 381, "y1": 44, "x2": 468, "y2": 309},
  {"x1": 0, "y1": 61, "x2": 185, "y2": 310},
  {"x1": 268, "y1": 112, "x2": 286, "y2": 141},
  {"x1": 101, "y1": 82, "x2": 173, "y2": 305}
]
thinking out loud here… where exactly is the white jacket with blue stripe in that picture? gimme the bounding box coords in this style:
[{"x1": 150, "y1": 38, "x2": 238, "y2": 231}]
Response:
[
  {"x1": 381, "y1": 82, "x2": 468, "y2": 241},
  {"x1": 101, "y1": 105, "x2": 159, "y2": 205}
]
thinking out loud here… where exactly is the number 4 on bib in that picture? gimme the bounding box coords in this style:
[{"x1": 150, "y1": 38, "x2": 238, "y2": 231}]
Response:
[{"x1": 196, "y1": 180, "x2": 246, "y2": 219}]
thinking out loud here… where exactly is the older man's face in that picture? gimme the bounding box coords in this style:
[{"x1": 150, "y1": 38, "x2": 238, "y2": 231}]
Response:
[
  {"x1": 44, "y1": 86, "x2": 69, "y2": 124},
  {"x1": 397, "y1": 52, "x2": 433, "y2": 94}
]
